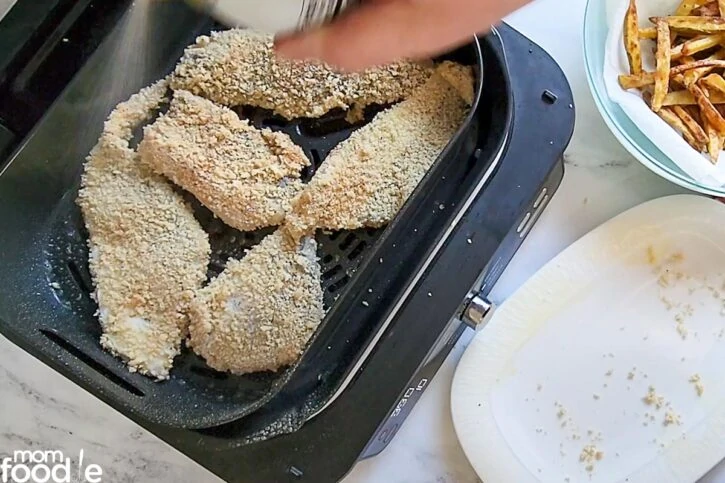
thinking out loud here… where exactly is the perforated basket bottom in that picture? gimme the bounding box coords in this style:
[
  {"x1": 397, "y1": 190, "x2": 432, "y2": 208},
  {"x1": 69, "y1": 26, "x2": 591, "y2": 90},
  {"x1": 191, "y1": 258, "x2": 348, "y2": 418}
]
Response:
[{"x1": 42, "y1": 101, "x2": 388, "y2": 414}]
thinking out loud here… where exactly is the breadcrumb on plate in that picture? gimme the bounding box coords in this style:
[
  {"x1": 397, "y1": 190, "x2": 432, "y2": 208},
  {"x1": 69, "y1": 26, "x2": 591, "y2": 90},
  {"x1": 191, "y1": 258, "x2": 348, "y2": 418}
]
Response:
[
  {"x1": 139, "y1": 90, "x2": 309, "y2": 231},
  {"x1": 689, "y1": 373, "x2": 705, "y2": 396},
  {"x1": 283, "y1": 62, "x2": 472, "y2": 243},
  {"x1": 188, "y1": 230, "x2": 324, "y2": 375},
  {"x1": 77, "y1": 80, "x2": 210, "y2": 380},
  {"x1": 170, "y1": 29, "x2": 434, "y2": 119}
]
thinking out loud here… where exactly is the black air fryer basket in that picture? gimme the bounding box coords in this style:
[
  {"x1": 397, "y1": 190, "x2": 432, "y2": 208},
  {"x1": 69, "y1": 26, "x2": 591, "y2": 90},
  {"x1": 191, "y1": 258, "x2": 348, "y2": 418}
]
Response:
[{"x1": 0, "y1": 0, "x2": 494, "y2": 430}]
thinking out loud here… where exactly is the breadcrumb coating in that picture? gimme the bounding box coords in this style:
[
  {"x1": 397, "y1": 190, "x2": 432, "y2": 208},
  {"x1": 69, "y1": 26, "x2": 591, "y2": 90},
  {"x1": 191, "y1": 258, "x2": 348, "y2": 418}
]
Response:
[
  {"x1": 283, "y1": 62, "x2": 472, "y2": 242},
  {"x1": 139, "y1": 90, "x2": 309, "y2": 231},
  {"x1": 437, "y1": 60, "x2": 476, "y2": 106},
  {"x1": 170, "y1": 29, "x2": 434, "y2": 119},
  {"x1": 77, "y1": 29, "x2": 474, "y2": 379},
  {"x1": 188, "y1": 231, "x2": 323, "y2": 375},
  {"x1": 77, "y1": 80, "x2": 211, "y2": 380}
]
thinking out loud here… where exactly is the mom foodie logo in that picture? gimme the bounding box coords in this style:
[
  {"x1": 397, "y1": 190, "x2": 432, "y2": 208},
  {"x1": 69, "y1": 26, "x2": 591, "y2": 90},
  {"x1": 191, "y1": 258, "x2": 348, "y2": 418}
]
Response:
[{"x1": 0, "y1": 449, "x2": 102, "y2": 483}]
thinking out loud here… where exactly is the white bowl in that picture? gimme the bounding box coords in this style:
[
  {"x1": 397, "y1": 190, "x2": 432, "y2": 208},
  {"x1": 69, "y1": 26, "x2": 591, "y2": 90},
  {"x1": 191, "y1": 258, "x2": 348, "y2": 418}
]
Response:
[{"x1": 583, "y1": 0, "x2": 725, "y2": 196}]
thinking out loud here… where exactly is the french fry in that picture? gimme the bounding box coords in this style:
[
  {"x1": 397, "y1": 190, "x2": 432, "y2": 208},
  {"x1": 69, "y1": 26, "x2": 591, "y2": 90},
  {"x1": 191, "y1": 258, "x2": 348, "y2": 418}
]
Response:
[
  {"x1": 719, "y1": 0, "x2": 725, "y2": 16},
  {"x1": 663, "y1": 88, "x2": 725, "y2": 104},
  {"x1": 672, "y1": 66, "x2": 689, "y2": 88},
  {"x1": 619, "y1": 72, "x2": 655, "y2": 89},
  {"x1": 700, "y1": 73, "x2": 725, "y2": 95},
  {"x1": 675, "y1": 0, "x2": 711, "y2": 15},
  {"x1": 625, "y1": 0, "x2": 643, "y2": 74},
  {"x1": 664, "y1": 90, "x2": 696, "y2": 104},
  {"x1": 620, "y1": 57, "x2": 725, "y2": 89},
  {"x1": 689, "y1": 83, "x2": 725, "y2": 135},
  {"x1": 682, "y1": 50, "x2": 725, "y2": 86},
  {"x1": 685, "y1": 105, "x2": 702, "y2": 123},
  {"x1": 671, "y1": 44, "x2": 686, "y2": 60},
  {"x1": 693, "y1": 1, "x2": 720, "y2": 16},
  {"x1": 677, "y1": 34, "x2": 725, "y2": 57},
  {"x1": 652, "y1": 16, "x2": 725, "y2": 33},
  {"x1": 640, "y1": 27, "x2": 658, "y2": 39},
  {"x1": 670, "y1": 57, "x2": 725, "y2": 74},
  {"x1": 622, "y1": 69, "x2": 683, "y2": 90},
  {"x1": 705, "y1": 120, "x2": 723, "y2": 163},
  {"x1": 714, "y1": 108, "x2": 725, "y2": 161},
  {"x1": 653, "y1": 20, "x2": 672, "y2": 111},
  {"x1": 658, "y1": 107, "x2": 705, "y2": 150},
  {"x1": 673, "y1": 105, "x2": 710, "y2": 145}
]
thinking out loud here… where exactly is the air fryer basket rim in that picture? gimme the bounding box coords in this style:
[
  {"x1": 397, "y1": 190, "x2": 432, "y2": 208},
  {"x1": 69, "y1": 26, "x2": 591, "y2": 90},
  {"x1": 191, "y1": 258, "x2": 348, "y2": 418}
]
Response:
[{"x1": 0, "y1": 2, "x2": 499, "y2": 431}]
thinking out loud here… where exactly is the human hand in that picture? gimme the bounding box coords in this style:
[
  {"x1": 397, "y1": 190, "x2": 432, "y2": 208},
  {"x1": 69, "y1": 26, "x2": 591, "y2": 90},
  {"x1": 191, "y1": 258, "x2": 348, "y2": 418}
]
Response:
[{"x1": 274, "y1": 0, "x2": 532, "y2": 71}]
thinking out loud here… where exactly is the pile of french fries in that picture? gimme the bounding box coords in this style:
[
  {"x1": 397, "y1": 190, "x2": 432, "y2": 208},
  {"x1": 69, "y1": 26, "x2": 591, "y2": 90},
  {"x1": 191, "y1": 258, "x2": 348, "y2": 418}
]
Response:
[{"x1": 618, "y1": 0, "x2": 725, "y2": 164}]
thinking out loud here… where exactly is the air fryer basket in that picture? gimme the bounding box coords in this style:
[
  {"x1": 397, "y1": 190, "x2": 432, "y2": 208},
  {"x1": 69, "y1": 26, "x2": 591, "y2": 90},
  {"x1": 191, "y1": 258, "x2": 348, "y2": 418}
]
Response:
[{"x1": 0, "y1": 1, "x2": 485, "y2": 429}]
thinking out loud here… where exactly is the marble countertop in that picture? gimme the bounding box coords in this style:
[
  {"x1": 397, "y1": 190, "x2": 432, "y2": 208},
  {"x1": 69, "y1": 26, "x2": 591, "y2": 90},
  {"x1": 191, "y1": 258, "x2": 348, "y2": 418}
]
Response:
[
  {"x1": 1, "y1": 0, "x2": 724, "y2": 481},
  {"x1": 0, "y1": 0, "x2": 13, "y2": 21}
]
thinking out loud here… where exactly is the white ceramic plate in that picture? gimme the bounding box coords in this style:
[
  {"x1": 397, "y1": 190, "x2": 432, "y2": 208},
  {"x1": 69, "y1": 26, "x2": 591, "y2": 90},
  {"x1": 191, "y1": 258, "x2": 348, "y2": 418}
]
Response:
[{"x1": 451, "y1": 194, "x2": 725, "y2": 483}]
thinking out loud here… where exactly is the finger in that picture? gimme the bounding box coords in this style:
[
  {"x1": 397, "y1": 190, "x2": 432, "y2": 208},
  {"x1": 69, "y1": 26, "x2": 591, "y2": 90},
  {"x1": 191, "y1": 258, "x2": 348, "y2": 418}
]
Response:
[{"x1": 274, "y1": 0, "x2": 503, "y2": 71}]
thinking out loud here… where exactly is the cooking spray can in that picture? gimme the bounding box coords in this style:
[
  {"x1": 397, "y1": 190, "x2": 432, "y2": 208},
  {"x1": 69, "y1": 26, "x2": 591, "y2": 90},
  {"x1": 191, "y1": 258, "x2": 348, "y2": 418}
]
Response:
[{"x1": 185, "y1": 0, "x2": 361, "y2": 34}]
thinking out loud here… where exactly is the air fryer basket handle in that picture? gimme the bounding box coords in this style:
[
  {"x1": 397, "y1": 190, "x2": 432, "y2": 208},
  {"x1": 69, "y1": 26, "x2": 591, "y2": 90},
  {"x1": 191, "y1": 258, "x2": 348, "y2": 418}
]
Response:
[{"x1": 465, "y1": 23, "x2": 575, "y2": 302}]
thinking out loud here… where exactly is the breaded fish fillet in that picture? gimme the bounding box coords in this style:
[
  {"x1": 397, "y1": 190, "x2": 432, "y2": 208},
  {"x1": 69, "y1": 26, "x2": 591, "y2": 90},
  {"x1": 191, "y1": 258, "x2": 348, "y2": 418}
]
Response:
[
  {"x1": 170, "y1": 29, "x2": 433, "y2": 120},
  {"x1": 188, "y1": 231, "x2": 323, "y2": 375},
  {"x1": 283, "y1": 62, "x2": 473, "y2": 243},
  {"x1": 139, "y1": 90, "x2": 309, "y2": 232},
  {"x1": 437, "y1": 60, "x2": 477, "y2": 106},
  {"x1": 77, "y1": 80, "x2": 211, "y2": 380}
]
